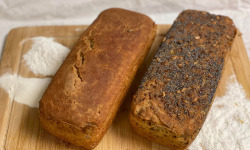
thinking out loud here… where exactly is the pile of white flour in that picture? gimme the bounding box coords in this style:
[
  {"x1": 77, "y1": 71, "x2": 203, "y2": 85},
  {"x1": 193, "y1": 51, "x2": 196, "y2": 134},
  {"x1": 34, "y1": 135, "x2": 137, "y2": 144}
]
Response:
[
  {"x1": 0, "y1": 37, "x2": 249, "y2": 149},
  {"x1": 23, "y1": 37, "x2": 70, "y2": 76},
  {"x1": 0, "y1": 74, "x2": 51, "y2": 107}
]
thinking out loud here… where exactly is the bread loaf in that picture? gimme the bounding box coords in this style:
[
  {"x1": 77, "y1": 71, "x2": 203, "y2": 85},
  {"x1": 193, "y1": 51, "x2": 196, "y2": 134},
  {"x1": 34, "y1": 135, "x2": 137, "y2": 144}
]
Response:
[
  {"x1": 130, "y1": 10, "x2": 236, "y2": 149},
  {"x1": 39, "y1": 8, "x2": 156, "y2": 149}
]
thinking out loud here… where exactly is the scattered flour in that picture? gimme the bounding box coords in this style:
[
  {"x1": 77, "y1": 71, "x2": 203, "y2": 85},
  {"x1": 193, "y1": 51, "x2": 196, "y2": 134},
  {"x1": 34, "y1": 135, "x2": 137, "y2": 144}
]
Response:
[
  {"x1": 23, "y1": 37, "x2": 70, "y2": 76},
  {"x1": 75, "y1": 28, "x2": 82, "y2": 31},
  {"x1": 189, "y1": 75, "x2": 250, "y2": 150},
  {"x1": 0, "y1": 74, "x2": 51, "y2": 107}
]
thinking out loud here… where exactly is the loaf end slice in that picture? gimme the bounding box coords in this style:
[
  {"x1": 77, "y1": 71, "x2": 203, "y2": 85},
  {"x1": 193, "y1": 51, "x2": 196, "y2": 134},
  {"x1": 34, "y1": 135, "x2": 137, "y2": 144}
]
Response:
[
  {"x1": 39, "y1": 8, "x2": 156, "y2": 149},
  {"x1": 130, "y1": 10, "x2": 236, "y2": 149}
]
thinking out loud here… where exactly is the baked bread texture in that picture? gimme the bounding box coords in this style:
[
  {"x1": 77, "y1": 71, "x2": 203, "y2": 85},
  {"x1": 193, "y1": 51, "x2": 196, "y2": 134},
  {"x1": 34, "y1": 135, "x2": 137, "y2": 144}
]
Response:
[
  {"x1": 39, "y1": 8, "x2": 156, "y2": 149},
  {"x1": 130, "y1": 10, "x2": 236, "y2": 149}
]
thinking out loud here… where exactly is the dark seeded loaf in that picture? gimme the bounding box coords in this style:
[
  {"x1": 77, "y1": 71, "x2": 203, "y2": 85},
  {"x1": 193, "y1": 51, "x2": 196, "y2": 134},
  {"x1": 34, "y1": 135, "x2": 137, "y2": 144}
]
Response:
[
  {"x1": 130, "y1": 10, "x2": 236, "y2": 149},
  {"x1": 39, "y1": 8, "x2": 156, "y2": 149}
]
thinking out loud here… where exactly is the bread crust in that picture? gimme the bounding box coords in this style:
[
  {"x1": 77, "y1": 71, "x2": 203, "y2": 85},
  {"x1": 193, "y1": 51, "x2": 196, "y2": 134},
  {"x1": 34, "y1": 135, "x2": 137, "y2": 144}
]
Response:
[
  {"x1": 39, "y1": 8, "x2": 156, "y2": 149},
  {"x1": 130, "y1": 10, "x2": 236, "y2": 149}
]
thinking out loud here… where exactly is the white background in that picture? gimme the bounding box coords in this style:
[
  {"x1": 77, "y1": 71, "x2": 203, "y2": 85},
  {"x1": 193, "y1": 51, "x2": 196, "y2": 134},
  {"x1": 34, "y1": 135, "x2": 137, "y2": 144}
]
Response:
[{"x1": 0, "y1": 0, "x2": 250, "y2": 59}]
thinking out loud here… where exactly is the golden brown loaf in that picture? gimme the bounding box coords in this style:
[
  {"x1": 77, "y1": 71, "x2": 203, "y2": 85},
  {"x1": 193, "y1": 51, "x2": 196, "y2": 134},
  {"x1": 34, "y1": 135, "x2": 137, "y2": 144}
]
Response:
[
  {"x1": 130, "y1": 10, "x2": 236, "y2": 149},
  {"x1": 39, "y1": 8, "x2": 156, "y2": 149}
]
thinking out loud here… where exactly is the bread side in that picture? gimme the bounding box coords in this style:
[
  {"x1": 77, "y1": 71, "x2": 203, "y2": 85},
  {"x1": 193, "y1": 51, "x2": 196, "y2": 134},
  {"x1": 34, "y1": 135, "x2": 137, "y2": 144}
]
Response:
[
  {"x1": 39, "y1": 8, "x2": 156, "y2": 149},
  {"x1": 130, "y1": 10, "x2": 236, "y2": 149}
]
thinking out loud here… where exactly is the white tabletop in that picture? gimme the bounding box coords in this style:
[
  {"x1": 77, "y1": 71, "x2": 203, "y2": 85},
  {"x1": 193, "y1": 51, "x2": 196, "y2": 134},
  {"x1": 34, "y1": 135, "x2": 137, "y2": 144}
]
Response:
[{"x1": 0, "y1": 0, "x2": 249, "y2": 59}]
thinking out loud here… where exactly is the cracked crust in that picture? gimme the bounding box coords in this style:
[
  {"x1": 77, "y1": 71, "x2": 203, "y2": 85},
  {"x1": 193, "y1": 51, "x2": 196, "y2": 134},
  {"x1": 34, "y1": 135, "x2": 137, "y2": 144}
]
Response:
[
  {"x1": 130, "y1": 10, "x2": 236, "y2": 149},
  {"x1": 39, "y1": 8, "x2": 156, "y2": 149}
]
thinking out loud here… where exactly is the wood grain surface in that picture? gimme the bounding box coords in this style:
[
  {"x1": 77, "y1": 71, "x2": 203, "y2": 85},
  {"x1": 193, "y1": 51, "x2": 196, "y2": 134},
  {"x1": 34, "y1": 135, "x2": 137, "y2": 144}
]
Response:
[{"x1": 0, "y1": 25, "x2": 249, "y2": 150}]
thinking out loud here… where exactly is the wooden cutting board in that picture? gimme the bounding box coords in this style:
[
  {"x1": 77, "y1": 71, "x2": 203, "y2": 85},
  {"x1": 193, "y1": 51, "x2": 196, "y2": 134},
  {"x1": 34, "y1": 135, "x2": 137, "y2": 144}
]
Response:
[{"x1": 0, "y1": 25, "x2": 249, "y2": 150}]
